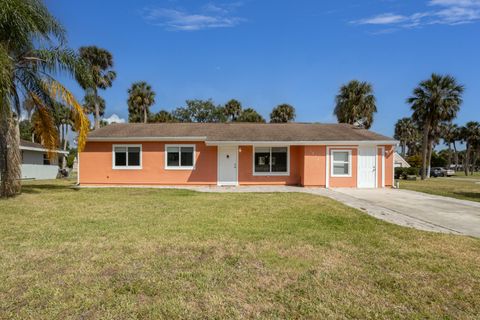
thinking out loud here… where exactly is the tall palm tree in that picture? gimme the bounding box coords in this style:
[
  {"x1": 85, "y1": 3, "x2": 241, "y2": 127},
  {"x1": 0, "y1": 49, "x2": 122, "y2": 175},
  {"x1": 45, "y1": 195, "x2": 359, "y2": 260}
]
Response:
[
  {"x1": 408, "y1": 74, "x2": 464, "y2": 180},
  {"x1": 224, "y1": 99, "x2": 242, "y2": 122},
  {"x1": 237, "y1": 108, "x2": 265, "y2": 123},
  {"x1": 394, "y1": 117, "x2": 417, "y2": 157},
  {"x1": 460, "y1": 122, "x2": 480, "y2": 175},
  {"x1": 0, "y1": 0, "x2": 90, "y2": 197},
  {"x1": 334, "y1": 80, "x2": 377, "y2": 129},
  {"x1": 83, "y1": 92, "x2": 106, "y2": 121},
  {"x1": 76, "y1": 46, "x2": 116, "y2": 129},
  {"x1": 127, "y1": 82, "x2": 156, "y2": 123},
  {"x1": 440, "y1": 122, "x2": 459, "y2": 169},
  {"x1": 270, "y1": 104, "x2": 295, "y2": 123}
]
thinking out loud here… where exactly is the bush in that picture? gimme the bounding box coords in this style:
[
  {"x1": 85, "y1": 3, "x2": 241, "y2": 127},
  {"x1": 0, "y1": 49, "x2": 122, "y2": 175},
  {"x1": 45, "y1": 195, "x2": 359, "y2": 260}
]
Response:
[
  {"x1": 395, "y1": 167, "x2": 419, "y2": 180},
  {"x1": 395, "y1": 167, "x2": 406, "y2": 179},
  {"x1": 407, "y1": 155, "x2": 422, "y2": 168}
]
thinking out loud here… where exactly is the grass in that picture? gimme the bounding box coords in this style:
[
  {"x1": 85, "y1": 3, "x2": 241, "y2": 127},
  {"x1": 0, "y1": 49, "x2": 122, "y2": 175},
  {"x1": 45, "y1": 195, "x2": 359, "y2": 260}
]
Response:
[
  {"x1": 452, "y1": 172, "x2": 480, "y2": 179},
  {"x1": 0, "y1": 180, "x2": 479, "y2": 319},
  {"x1": 399, "y1": 177, "x2": 480, "y2": 202}
]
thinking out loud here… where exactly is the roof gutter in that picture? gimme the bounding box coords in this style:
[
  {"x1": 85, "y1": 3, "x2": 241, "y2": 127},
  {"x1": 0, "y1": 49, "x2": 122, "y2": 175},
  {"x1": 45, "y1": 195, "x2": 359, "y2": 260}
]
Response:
[
  {"x1": 87, "y1": 136, "x2": 207, "y2": 142},
  {"x1": 20, "y1": 146, "x2": 69, "y2": 155},
  {"x1": 205, "y1": 140, "x2": 399, "y2": 146}
]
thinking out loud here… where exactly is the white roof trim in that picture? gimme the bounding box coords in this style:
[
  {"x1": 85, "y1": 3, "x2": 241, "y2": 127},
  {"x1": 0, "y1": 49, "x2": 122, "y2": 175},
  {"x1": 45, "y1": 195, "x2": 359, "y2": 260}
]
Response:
[
  {"x1": 206, "y1": 140, "x2": 398, "y2": 146},
  {"x1": 88, "y1": 136, "x2": 207, "y2": 142},
  {"x1": 20, "y1": 146, "x2": 69, "y2": 155}
]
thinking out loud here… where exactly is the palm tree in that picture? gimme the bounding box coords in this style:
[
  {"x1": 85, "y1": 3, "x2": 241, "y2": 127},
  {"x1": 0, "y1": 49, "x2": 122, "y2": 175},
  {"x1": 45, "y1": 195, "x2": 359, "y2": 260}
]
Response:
[
  {"x1": 76, "y1": 46, "x2": 116, "y2": 129},
  {"x1": 224, "y1": 99, "x2": 242, "y2": 121},
  {"x1": 237, "y1": 108, "x2": 265, "y2": 123},
  {"x1": 270, "y1": 104, "x2": 295, "y2": 123},
  {"x1": 408, "y1": 74, "x2": 464, "y2": 180},
  {"x1": 440, "y1": 122, "x2": 459, "y2": 169},
  {"x1": 127, "y1": 82, "x2": 156, "y2": 123},
  {"x1": 394, "y1": 117, "x2": 417, "y2": 157},
  {"x1": 151, "y1": 110, "x2": 175, "y2": 123},
  {"x1": 0, "y1": 0, "x2": 90, "y2": 197},
  {"x1": 83, "y1": 92, "x2": 106, "y2": 121},
  {"x1": 460, "y1": 122, "x2": 480, "y2": 175},
  {"x1": 334, "y1": 80, "x2": 377, "y2": 129}
]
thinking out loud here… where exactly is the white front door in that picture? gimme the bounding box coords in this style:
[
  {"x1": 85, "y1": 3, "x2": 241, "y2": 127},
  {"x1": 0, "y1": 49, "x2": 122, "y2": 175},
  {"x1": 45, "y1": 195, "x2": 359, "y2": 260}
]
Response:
[
  {"x1": 357, "y1": 146, "x2": 377, "y2": 188},
  {"x1": 218, "y1": 146, "x2": 238, "y2": 186}
]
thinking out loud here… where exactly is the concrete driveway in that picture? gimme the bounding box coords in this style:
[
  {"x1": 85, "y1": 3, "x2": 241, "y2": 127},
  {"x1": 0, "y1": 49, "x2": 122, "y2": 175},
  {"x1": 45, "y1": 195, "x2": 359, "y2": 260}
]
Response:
[{"x1": 330, "y1": 188, "x2": 480, "y2": 237}]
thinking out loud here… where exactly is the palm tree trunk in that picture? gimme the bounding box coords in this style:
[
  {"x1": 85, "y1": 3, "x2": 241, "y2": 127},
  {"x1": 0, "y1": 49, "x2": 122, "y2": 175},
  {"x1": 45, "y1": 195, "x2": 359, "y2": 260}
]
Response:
[
  {"x1": 464, "y1": 145, "x2": 470, "y2": 176},
  {"x1": 453, "y1": 141, "x2": 458, "y2": 171},
  {"x1": 0, "y1": 116, "x2": 22, "y2": 198},
  {"x1": 143, "y1": 107, "x2": 147, "y2": 124},
  {"x1": 447, "y1": 143, "x2": 452, "y2": 169},
  {"x1": 401, "y1": 142, "x2": 406, "y2": 157},
  {"x1": 61, "y1": 124, "x2": 67, "y2": 169},
  {"x1": 94, "y1": 89, "x2": 100, "y2": 130},
  {"x1": 471, "y1": 149, "x2": 477, "y2": 175},
  {"x1": 427, "y1": 139, "x2": 433, "y2": 178},
  {"x1": 420, "y1": 120, "x2": 430, "y2": 180}
]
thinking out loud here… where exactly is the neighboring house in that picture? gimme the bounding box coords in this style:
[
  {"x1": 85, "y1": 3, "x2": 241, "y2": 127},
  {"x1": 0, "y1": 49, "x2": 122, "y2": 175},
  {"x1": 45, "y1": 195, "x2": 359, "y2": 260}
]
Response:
[
  {"x1": 394, "y1": 152, "x2": 411, "y2": 168},
  {"x1": 79, "y1": 123, "x2": 397, "y2": 188},
  {"x1": 20, "y1": 140, "x2": 68, "y2": 180}
]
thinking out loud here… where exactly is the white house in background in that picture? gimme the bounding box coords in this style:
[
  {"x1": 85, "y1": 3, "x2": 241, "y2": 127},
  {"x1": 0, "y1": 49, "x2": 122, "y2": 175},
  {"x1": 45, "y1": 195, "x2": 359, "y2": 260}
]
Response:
[
  {"x1": 20, "y1": 140, "x2": 68, "y2": 180},
  {"x1": 394, "y1": 152, "x2": 411, "y2": 168}
]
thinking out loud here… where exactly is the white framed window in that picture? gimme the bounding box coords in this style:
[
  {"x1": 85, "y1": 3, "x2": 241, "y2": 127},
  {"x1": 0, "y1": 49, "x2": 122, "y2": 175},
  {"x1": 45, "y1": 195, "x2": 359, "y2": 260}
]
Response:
[
  {"x1": 253, "y1": 146, "x2": 289, "y2": 176},
  {"x1": 112, "y1": 144, "x2": 142, "y2": 170},
  {"x1": 165, "y1": 144, "x2": 195, "y2": 170},
  {"x1": 331, "y1": 150, "x2": 352, "y2": 177}
]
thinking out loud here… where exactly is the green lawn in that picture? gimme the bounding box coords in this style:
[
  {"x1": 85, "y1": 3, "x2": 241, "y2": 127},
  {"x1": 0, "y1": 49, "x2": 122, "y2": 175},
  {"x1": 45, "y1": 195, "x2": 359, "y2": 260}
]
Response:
[
  {"x1": 399, "y1": 177, "x2": 480, "y2": 202},
  {"x1": 452, "y1": 172, "x2": 480, "y2": 179},
  {"x1": 1, "y1": 180, "x2": 479, "y2": 319}
]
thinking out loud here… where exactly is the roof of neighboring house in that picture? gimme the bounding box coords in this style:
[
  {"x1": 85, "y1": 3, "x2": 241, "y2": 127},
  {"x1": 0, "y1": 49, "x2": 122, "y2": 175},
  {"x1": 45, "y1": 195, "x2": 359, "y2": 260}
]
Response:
[
  {"x1": 394, "y1": 152, "x2": 411, "y2": 167},
  {"x1": 87, "y1": 123, "x2": 396, "y2": 143},
  {"x1": 20, "y1": 140, "x2": 69, "y2": 154}
]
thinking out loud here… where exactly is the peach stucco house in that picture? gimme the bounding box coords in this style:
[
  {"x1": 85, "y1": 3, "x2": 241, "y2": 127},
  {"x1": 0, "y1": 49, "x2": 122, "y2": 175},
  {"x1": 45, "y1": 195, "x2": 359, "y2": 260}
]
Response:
[{"x1": 79, "y1": 123, "x2": 397, "y2": 188}]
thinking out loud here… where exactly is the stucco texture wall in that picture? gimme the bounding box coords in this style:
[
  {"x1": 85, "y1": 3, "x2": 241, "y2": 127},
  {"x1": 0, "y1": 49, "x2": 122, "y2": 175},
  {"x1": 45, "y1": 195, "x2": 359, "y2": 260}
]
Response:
[{"x1": 79, "y1": 141, "x2": 217, "y2": 185}]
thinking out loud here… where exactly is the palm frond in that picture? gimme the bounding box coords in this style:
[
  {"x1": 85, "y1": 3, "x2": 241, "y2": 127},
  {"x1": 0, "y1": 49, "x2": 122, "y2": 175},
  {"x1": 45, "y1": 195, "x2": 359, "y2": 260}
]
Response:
[
  {"x1": 43, "y1": 79, "x2": 90, "y2": 151},
  {"x1": 31, "y1": 94, "x2": 58, "y2": 160}
]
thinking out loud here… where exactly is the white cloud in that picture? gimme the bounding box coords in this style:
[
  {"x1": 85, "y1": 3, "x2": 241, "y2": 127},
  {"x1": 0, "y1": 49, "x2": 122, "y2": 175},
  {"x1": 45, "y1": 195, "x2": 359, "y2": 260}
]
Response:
[
  {"x1": 352, "y1": 0, "x2": 480, "y2": 30},
  {"x1": 142, "y1": 2, "x2": 245, "y2": 31},
  {"x1": 354, "y1": 13, "x2": 408, "y2": 25},
  {"x1": 103, "y1": 114, "x2": 126, "y2": 124}
]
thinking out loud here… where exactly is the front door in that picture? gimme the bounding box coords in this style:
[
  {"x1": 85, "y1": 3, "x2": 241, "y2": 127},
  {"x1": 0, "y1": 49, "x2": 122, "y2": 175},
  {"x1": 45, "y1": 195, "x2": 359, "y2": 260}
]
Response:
[
  {"x1": 357, "y1": 146, "x2": 376, "y2": 188},
  {"x1": 218, "y1": 146, "x2": 238, "y2": 186}
]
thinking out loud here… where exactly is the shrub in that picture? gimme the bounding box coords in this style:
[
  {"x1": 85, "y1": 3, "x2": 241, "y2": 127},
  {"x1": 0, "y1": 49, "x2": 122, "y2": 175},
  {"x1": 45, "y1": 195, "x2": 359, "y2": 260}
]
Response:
[
  {"x1": 395, "y1": 167, "x2": 406, "y2": 179},
  {"x1": 395, "y1": 167, "x2": 419, "y2": 180},
  {"x1": 407, "y1": 155, "x2": 422, "y2": 168}
]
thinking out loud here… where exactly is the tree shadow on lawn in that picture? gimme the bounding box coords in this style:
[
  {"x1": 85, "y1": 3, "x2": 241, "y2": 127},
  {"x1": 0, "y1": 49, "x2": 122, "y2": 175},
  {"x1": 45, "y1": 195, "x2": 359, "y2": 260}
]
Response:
[
  {"x1": 453, "y1": 192, "x2": 480, "y2": 201},
  {"x1": 21, "y1": 183, "x2": 79, "y2": 194}
]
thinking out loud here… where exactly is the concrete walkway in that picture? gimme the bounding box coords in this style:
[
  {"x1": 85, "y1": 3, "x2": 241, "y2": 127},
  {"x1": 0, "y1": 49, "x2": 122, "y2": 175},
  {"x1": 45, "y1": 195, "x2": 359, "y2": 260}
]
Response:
[{"x1": 81, "y1": 185, "x2": 480, "y2": 237}]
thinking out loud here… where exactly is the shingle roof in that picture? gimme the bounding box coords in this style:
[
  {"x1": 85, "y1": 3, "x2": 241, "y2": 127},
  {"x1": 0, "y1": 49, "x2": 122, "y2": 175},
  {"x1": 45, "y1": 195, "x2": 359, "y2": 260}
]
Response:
[
  {"x1": 87, "y1": 123, "x2": 395, "y2": 143},
  {"x1": 20, "y1": 140, "x2": 47, "y2": 149},
  {"x1": 20, "y1": 140, "x2": 68, "y2": 153}
]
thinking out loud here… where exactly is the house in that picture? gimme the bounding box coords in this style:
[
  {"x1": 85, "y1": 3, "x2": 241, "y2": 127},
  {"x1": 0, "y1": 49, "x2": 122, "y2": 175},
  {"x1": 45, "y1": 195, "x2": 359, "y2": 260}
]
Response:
[
  {"x1": 394, "y1": 152, "x2": 411, "y2": 168},
  {"x1": 20, "y1": 140, "x2": 68, "y2": 180},
  {"x1": 79, "y1": 123, "x2": 397, "y2": 188}
]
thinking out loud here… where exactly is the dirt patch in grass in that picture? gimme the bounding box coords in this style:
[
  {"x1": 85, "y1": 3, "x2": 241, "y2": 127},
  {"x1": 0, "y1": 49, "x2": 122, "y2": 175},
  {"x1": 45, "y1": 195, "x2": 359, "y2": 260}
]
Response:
[{"x1": 0, "y1": 180, "x2": 479, "y2": 319}]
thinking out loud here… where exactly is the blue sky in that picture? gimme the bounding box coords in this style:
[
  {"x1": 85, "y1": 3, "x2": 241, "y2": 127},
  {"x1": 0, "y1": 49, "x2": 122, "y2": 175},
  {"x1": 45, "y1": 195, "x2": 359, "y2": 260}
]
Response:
[{"x1": 46, "y1": 0, "x2": 480, "y2": 137}]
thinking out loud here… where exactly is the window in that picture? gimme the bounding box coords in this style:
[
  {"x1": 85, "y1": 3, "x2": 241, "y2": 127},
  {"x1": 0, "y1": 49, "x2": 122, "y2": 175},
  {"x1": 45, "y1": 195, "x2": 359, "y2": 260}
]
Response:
[
  {"x1": 254, "y1": 147, "x2": 289, "y2": 175},
  {"x1": 331, "y1": 150, "x2": 351, "y2": 177},
  {"x1": 113, "y1": 145, "x2": 142, "y2": 169},
  {"x1": 43, "y1": 153, "x2": 50, "y2": 165},
  {"x1": 166, "y1": 145, "x2": 195, "y2": 169}
]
